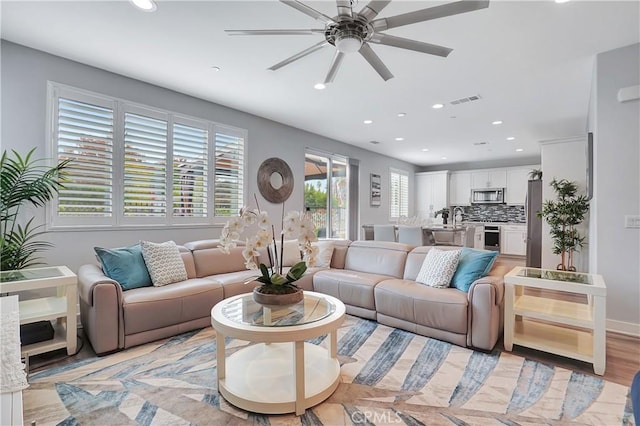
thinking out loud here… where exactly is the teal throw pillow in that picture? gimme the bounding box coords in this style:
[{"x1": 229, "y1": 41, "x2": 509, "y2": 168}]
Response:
[
  {"x1": 94, "y1": 244, "x2": 152, "y2": 291},
  {"x1": 450, "y1": 247, "x2": 498, "y2": 292}
]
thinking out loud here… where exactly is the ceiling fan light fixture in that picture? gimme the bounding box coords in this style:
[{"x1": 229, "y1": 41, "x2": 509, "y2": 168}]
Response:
[{"x1": 335, "y1": 34, "x2": 363, "y2": 53}]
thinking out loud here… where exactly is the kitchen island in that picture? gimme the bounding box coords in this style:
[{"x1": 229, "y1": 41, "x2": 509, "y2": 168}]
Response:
[{"x1": 361, "y1": 224, "x2": 468, "y2": 246}]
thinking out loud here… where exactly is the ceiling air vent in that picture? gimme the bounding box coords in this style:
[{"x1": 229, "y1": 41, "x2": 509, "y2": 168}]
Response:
[{"x1": 450, "y1": 94, "x2": 482, "y2": 105}]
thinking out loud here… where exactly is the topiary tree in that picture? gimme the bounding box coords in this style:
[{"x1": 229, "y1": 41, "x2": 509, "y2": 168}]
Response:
[
  {"x1": 1, "y1": 148, "x2": 71, "y2": 270},
  {"x1": 537, "y1": 178, "x2": 590, "y2": 271}
]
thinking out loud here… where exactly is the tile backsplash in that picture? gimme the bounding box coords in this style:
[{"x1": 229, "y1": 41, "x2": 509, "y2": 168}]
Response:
[{"x1": 452, "y1": 204, "x2": 526, "y2": 223}]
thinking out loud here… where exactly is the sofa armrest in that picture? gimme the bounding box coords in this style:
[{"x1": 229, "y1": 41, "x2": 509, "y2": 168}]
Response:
[
  {"x1": 78, "y1": 264, "x2": 124, "y2": 355},
  {"x1": 466, "y1": 275, "x2": 504, "y2": 351}
]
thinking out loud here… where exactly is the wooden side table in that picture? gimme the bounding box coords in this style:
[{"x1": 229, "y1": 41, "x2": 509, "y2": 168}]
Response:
[
  {"x1": 0, "y1": 266, "x2": 78, "y2": 358},
  {"x1": 504, "y1": 266, "x2": 606, "y2": 375}
]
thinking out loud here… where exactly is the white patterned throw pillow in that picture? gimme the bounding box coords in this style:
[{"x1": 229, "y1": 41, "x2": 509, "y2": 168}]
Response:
[
  {"x1": 415, "y1": 248, "x2": 462, "y2": 288},
  {"x1": 140, "y1": 240, "x2": 188, "y2": 287}
]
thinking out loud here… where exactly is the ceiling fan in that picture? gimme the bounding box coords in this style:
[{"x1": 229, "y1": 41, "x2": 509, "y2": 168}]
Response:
[{"x1": 226, "y1": 0, "x2": 490, "y2": 84}]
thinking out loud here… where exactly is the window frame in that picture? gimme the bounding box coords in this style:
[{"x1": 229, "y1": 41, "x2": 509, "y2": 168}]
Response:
[
  {"x1": 46, "y1": 82, "x2": 247, "y2": 231},
  {"x1": 389, "y1": 167, "x2": 409, "y2": 220}
]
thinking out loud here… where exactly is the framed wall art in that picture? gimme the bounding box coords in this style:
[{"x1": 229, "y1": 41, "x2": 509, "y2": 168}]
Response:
[{"x1": 370, "y1": 173, "x2": 381, "y2": 206}]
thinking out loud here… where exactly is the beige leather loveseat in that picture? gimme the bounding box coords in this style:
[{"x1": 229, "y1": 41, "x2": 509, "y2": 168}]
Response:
[{"x1": 78, "y1": 239, "x2": 506, "y2": 355}]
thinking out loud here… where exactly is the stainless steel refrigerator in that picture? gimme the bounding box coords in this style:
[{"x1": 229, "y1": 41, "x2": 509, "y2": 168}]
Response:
[{"x1": 525, "y1": 179, "x2": 543, "y2": 267}]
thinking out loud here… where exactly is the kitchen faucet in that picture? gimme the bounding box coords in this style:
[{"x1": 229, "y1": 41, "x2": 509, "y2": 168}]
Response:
[{"x1": 453, "y1": 207, "x2": 465, "y2": 227}]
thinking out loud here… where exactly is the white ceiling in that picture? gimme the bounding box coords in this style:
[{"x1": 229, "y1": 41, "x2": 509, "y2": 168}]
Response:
[{"x1": 2, "y1": 1, "x2": 639, "y2": 167}]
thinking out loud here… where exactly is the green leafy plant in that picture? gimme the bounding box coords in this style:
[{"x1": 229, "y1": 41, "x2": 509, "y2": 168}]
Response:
[
  {"x1": 529, "y1": 169, "x2": 543, "y2": 180},
  {"x1": 1, "y1": 148, "x2": 71, "y2": 270},
  {"x1": 537, "y1": 178, "x2": 589, "y2": 271}
]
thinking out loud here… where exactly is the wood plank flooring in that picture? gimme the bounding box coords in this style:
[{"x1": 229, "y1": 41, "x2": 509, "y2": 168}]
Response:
[{"x1": 27, "y1": 255, "x2": 640, "y2": 387}]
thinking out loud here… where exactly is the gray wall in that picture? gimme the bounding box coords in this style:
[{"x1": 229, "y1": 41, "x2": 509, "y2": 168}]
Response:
[
  {"x1": 1, "y1": 41, "x2": 416, "y2": 272},
  {"x1": 589, "y1": 43, "x2": 640, "y2": 329}
]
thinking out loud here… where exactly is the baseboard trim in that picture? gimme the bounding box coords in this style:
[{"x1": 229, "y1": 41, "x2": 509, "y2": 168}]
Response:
[{"x1": 607, "y1": 318, "x2": 640, "y2": 337}]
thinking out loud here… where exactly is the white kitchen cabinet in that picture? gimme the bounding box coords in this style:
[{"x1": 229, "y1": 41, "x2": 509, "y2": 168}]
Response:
[
  {"x1": 474, "y1": 225, "x2": 485, "y2": 249},
  {"x1": 449, "y1": 171, "x2": 472, "y2": 206},
  {"x1": 471, "y1": 169, "x2": 507, "y2": 189},
  {"x1": 506, "y1": 167, "x2": 535, "y2": 205},
  {"x1": 501, "y1": 225, "x2": 527, "y2": 256},
  {"x1": 415, "y1": 171, "x2": 449, "y2": 221}
]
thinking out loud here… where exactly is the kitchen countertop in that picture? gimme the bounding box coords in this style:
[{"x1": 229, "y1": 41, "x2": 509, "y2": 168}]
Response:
[{"x1": 461, "y1": 221, "x2": 526, "y2": 226}]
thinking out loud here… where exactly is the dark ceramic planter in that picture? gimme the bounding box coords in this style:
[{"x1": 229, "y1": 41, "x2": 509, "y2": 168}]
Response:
[{"x1": 252, "y1": 287, "x2": 303, "y2": 307}]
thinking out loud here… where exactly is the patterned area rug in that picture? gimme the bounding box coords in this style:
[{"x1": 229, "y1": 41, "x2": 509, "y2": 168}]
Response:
[{"x1": 24, "y1": 316, "x2": 634, "y2": 425}]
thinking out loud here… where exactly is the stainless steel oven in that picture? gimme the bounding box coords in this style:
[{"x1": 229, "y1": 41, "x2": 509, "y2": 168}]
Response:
[{"x1": 484, "y1": 225, "x2": 500, "y2": 251}]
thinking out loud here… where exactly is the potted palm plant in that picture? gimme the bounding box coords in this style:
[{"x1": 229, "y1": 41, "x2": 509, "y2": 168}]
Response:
[
  {"x1": 1, "y1": 148, "x2": 70, "y2": 271},
  {"x1": 538, "y1": 178, "x2": 589, "y2": 271}
]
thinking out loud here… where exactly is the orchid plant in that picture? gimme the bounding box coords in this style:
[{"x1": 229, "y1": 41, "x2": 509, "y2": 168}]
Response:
[{"x1": 218, "y1": 205, "x2": 318, "y2": 294}]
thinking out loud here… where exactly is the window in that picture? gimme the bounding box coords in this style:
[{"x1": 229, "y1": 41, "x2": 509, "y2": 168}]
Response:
[
  {"x1": 49, "y1": 83, "x2": 246, "y2": 228},
  {"x1": 389, "y1": 168, "x2": 409, "y2": 219}
]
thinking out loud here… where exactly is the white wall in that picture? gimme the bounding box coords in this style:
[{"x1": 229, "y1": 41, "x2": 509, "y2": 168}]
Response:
[
  {"x1": 1, "y1": 41, "x2": 416, "y2": 273},
  {"x1": 539, "y1": 137, "x2": 588, "y2": 272},
  {"x1": 589, "y1": 43, "x2": 640, "y2": 330}
]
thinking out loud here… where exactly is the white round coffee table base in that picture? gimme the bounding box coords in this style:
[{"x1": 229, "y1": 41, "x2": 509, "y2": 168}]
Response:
[{"x1": 219, "y1": 342, "x2": 341, "y2": 414}]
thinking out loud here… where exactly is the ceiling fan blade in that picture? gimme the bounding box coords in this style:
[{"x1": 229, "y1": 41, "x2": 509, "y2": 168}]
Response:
[
  {"x1": 226, "y1": 29, "x2": 324, "y2": 36},
  {"x1": 268, "y1": 40, "x2": 330, "y2": 71},
  {"x1": 370, "y1": 33, "x2": 452, "y2": 57},
  {"x1": 359, "y1": 43, "x2": 394, "y2": 81},
  {"x1": 280, "y1": 0, "x2": 335, "y2": 25},
  {"x1": 358, "y1": 1, "x2": 391, "y2": 21},
  {"x1": 336, "y1": 0, "x2": 353, "y2": 19},
  {"x1": 371, "y1": 0, "x2": 490, "y2": 31},
  {"x1": 323, "y1": 51, "x2": 345, "y2": 84}
]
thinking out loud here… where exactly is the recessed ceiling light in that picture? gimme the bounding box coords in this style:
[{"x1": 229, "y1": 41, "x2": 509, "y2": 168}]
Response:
[
  {"x1": 492, "y1": 120, "x2": 503, "y2": 125},
  {"x1": 516, "y1": 148, "x2": 524, "y2": 152},
  {"x1": 441, "y1": 156, "x2": 447, "y2": 160},
  {"x1": 314, "y1": 83, "x2": 326, "y2": 90},
  {"x1": 432, "y1": 103, "x2": 444, "y2": 109},
  {"x1": 397, "y1": 112, "x2": 406, "y2": 117},
  {"x1": 395, "y1": 137, "x2": 404, "y2": 141},
  {"x1": 363, "y1": 119, "x2": 373, "y2": 124},
  {"x1": 421, "y1": 148, "x2": 429, "y2": 152},
  {"x1": 555, "y1": 0, "x2": 570, "y2": 3},
  {"x1": 211, "y1": 66, "x2": 221, "y2": 72},
  {"x1": 129, "y1": 0, "x2": 157, "y2": 11},
  {"x1": 506, "y1": 136, "x2": 515, "y2": 141}
]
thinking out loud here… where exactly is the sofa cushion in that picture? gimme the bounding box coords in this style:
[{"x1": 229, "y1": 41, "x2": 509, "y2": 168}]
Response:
[
  {"x1": 306, "y1": 240, "x2": 335, "y2": 268},
  {"x1": 375, "y1": 279, "x2": 468, "y2": 335},
  {"x1": 451, "y1": 247, "x2": 498, "y2": 292},
  {"x1": 122, "y1": 277, "x2": 224, "y2": 335},
  {"x1": 313, "y1": 269, "x2": 392, "y2": 311},
  {"x1": 94, "y1": 244, "x2": 152, "y2": 291},
  {"x1": 141, "y1": 240, "x2": 189, "y2": 286},
  {"x1": 344, "y1": 241, "x2": 412, "y2": 278},
  {"x1": 415, "y1": 248, "x2": 461, "y2": 288}
]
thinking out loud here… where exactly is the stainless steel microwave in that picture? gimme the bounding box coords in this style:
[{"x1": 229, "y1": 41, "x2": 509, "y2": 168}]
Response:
[{"x1": 471, "y1": 188, "x2": 505, "y2": 204}]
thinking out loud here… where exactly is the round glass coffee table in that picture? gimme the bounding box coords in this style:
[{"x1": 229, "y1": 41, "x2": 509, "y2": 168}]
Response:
[{"x1": 211, "y1": 291, "x2": 345, "y2": 416}]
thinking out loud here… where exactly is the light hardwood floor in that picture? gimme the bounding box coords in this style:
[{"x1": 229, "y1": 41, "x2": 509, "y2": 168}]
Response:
[{"x1": 29, "y1": 256, "x2": 640, "y2": 387}]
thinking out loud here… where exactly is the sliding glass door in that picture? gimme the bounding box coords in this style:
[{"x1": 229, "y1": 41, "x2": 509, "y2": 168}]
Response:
[{"x1": 304, "y1": 151, "x2": 348, "y2": 239}]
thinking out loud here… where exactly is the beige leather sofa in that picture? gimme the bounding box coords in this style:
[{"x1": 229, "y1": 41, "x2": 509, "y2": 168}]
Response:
[{"x1": 78, "y1": 239, "x2": 506, "y2": 355}]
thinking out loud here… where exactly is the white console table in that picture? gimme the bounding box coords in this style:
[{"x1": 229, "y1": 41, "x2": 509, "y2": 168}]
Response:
[{"x1": 0, "y1": 266, "x2": 78, "y2": 358}]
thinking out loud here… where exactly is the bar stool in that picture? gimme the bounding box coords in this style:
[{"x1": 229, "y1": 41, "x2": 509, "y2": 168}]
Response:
[{"x1": 373, "y1": 224, "x2": 396, "y2": 242}]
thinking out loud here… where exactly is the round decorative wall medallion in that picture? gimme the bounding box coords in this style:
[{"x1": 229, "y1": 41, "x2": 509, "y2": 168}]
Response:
[{"x1": 257, "y1": 157, "x2": 294, "y2": 204}]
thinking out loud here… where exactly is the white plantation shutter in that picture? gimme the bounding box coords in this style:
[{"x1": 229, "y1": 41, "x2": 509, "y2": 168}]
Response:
[
  {"x1": 56, "y1": 96, "x2": 114, "y2": 220},
  {"x1": 49, "y1": 83, "x2": 247, "y2": 228},
  {"x1": 123, "y1": 112, "x2": 168, "y2": 218},
  {"x1": 173, "y1": 122, "x2": 208, "y2": 217},
  {"x1": 214, "y1": 127, "x2": 245, "y2": 217},
  {"x1": 390, "y1": 169, "x2": 409, "y2": 219}
]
